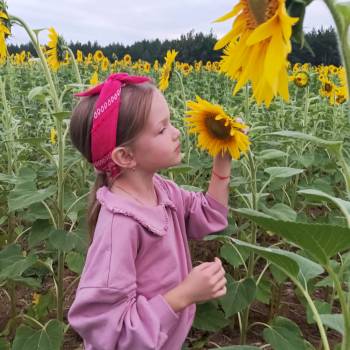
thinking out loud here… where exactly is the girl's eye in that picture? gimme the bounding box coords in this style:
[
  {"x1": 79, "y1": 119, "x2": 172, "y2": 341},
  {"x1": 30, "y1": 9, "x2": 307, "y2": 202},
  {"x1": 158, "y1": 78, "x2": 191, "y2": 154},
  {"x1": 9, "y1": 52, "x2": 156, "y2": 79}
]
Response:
[{"x1": 159, "y1": 127, "x2": 166, "y2": 134}]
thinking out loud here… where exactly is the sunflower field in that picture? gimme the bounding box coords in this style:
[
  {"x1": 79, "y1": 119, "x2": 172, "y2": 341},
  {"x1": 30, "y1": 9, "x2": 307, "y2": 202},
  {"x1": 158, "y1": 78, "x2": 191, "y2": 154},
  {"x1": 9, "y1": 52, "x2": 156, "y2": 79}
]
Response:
[{"x1": 1, "y1": 0, "x2": 350, "y2": 349}]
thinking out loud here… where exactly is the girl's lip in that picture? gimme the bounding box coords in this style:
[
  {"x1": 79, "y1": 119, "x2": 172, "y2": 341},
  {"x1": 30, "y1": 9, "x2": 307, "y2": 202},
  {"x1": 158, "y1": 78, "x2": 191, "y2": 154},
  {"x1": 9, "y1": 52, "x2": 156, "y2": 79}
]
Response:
[{"x1": 175, "y1": 144, "x2": 181, "y2": 152}]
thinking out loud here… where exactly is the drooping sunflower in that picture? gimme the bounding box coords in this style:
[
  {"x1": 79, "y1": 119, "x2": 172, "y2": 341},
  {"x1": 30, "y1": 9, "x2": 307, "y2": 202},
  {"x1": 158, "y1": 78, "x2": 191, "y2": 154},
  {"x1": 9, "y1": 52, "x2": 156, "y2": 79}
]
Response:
[
  {"x1": 46, "y1": 27, "x2": 67, "y2": 71},
  {"x1": 214, "y1": 0, "x2": 299, "y2": 107},
  {"x1": 185, "y1": 96, "x2": 250, "y2": 159},
  {"x1": 159, "y1": 49, "x2": 178, "y2": 91},
  {"x1": 0, "y1": 1, "x2": 11, "y2": 62}
]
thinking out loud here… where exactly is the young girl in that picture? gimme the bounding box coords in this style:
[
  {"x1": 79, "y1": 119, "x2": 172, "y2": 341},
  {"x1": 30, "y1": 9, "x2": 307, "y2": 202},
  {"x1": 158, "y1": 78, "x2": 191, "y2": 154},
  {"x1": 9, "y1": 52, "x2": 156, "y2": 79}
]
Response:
[{"x1": 68, "y1": 73, "x2": 232, "y2": 350}]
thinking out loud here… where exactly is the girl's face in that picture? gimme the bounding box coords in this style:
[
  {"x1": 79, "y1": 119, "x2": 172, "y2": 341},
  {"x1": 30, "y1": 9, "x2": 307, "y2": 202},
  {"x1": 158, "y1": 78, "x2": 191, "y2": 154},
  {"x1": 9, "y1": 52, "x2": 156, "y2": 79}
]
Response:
[{"x1": 131, "y1": 89, "x2": 182, "y2": 173}]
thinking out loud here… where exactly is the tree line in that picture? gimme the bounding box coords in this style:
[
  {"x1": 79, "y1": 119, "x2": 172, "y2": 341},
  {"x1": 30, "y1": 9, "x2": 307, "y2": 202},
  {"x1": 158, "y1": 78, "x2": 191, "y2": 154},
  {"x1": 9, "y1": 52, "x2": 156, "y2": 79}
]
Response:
[{"x1": 8, "y1": 27, "x2": 340, "y2": 66}]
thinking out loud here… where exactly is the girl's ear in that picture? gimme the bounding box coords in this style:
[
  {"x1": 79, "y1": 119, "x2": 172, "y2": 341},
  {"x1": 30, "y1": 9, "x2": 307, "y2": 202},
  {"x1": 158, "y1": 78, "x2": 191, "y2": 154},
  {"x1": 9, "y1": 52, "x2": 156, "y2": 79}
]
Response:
[{"x1": 111, "y1": 146, "x2": 136, "y2": 170}]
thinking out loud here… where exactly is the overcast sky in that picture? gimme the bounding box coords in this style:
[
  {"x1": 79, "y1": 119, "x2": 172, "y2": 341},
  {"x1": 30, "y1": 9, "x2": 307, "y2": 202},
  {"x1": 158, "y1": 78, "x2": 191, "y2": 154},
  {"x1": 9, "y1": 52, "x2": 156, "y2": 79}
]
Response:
[{"x1": 7, "y1": 0, "x2": 335, "y2": 47}]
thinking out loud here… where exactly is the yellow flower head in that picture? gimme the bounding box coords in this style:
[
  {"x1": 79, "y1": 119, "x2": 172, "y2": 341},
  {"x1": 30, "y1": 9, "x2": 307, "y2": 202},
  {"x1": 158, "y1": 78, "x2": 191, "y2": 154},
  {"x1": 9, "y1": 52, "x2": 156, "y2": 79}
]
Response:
[
  {"x1": 0, "y1": 1, "x2": 11, "y2": 62},
  {"x1": 123, "y1": 54, "x2": 132, "y2": 65},
  {"x1": 101, "y1": 57, "x2": 110, "y2": 72},
  {"x1": 90, "y1": 70, "x2": 99, "y2": 86},
  {"x1": 185, "y1": 96, "x2": 250, "y2": 159},
  {"x1": 93, "y1": 50, "x2": 104, "y2": 63},
  {"x1": 76, "y1": 49, "x2": 83, "y2": 63},
  {"x1": 159, "y1": 49, "x2": 178, "y2": 91},
  {"x1": 46, "y1": 27, "x2": 67, "y2": 71},
  {"x1": 32, "y1": 292, "x2": 41, "y2": 306},
  {"x1": 293, "y1": 71, "x2": 309, "y2": 88},
  {"x1": 50, "y1": 127, "x2": 57, "y2": 145},
  {"x1": 214, "y1": 0, "x2": 299, "y2": 107}
]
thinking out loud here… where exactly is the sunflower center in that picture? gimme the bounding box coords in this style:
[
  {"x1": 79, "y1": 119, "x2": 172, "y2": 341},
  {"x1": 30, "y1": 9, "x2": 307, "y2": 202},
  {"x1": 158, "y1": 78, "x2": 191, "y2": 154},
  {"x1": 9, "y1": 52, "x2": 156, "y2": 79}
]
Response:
[
  {"x1": 245, "y1": 0, "x2": 279, "y2": 29},
  {"x1": 205, "y1": 116, "x2": 231, "y2": 140}
]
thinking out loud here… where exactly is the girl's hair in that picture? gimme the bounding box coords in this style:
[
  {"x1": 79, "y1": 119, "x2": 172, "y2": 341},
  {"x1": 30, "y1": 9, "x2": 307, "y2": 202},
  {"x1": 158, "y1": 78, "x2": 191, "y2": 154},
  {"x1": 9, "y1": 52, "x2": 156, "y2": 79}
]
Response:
[{"x1": 69, "y1": 81, "x2": 155, "y2": 243}]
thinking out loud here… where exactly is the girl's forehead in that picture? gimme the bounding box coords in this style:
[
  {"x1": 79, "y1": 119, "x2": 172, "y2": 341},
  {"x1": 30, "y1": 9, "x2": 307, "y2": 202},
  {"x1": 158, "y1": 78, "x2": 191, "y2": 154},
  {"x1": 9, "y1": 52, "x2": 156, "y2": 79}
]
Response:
[{"x1": 148, "y1": 91, "x2": 170, "y2": 123}]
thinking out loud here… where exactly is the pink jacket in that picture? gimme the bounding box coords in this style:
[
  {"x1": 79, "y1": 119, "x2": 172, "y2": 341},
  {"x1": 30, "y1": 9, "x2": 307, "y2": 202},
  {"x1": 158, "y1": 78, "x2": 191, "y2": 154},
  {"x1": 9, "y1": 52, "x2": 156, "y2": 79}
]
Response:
[{"x1": 68, "y1": 174, "x2": 228, "y2": 350}]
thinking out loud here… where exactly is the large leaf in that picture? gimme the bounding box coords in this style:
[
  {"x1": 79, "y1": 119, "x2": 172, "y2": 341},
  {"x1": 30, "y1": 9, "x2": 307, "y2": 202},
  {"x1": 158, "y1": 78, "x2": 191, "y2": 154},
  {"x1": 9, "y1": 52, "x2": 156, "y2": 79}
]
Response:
[
  {"x1": 265, "y1": 167, "x2": 304, "y2": 179},
  {"x1": 7, "y1": 167, "x2": 56, "y2": 212},
  {"x1": 219, "y1": 276, "x2": 256, "y2": 318},
  {"x1": 234, "y1": 208, "x2": 350, "y2": 265},
  {"x1": 192, "y1": 301, "x2": 230, "y2": 332},
  {"x1": 298, "y1": 189, "x2": 350, "y2": 226},
  {"x1": 49, "y1": 229, "x2": 76, "y2": 252},
  {"x1": 263, "y1": 316, "x2": 315, "y2": 350},
  {"x1": 12, "y1": 320, "x2": 64, "y2": 350},
  {"x1": 208, "y1": 347, "x2": 260, "y2": 350},
  {"x1": 269, "y1": 130, "x2": 342, "y2": 154},
  {"x1": 232, "y1": 239, "x2": 323, "y2": 285},
  {"x1": 28, "y1": 220, "x2": 54, "y2": 248}
]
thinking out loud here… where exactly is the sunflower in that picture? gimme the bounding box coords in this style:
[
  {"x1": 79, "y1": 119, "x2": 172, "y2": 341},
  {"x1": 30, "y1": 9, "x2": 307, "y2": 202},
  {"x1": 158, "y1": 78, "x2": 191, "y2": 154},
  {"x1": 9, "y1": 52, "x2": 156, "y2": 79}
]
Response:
[
  {"x1": 90, "y1": 70, "x2": 99, "y2": 86},
  {"x1": 214, "y1": 0, "x2": 298, "y2": 107},
  {"x1": 93, "y1": 50, "x2": 104, "y2": 63},
  {"x1": 0, "y1": 1, "x2": 11, "y2": 62},
  {"x1": 185, "y1": 96, "x2": 250, "y2": 159},
  {"x1": 181, "y1": 63, "x2": 192, "y2": 76},
  {"x1": 46, "y1": 27, "x2": 66, "y2": 71},
  {"x1": 159, "y1": 49, "x2": 178, "y2": 91},
  {"x1": 123, "y1": 54, "x2": 132, "y2": 65},
  {"x1": 293, "y1": 71, "x2": 309, "y2": 88},
  {"x1": 101, "y1": 57, "x2": 109, "y2": 72},
  {"x1": 50, "y1": 127, "x2": 57, "y2": 145},
  {"x1": 153, "y1": 59, "x2": 159, "y2": 71},
  {"x1": 76, "y1": 50, "x2": 83, "y2": 63}
]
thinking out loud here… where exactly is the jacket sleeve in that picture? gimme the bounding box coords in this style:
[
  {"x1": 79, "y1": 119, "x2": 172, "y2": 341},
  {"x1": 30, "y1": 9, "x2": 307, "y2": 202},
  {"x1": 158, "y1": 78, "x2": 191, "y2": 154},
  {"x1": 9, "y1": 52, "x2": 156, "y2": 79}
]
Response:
[
  {"x1": 67, "y1": 212, "x2": 179, "y2": 350},
  {"x1": 158, "y1": 176, "x2": 229, "y2": 240}
]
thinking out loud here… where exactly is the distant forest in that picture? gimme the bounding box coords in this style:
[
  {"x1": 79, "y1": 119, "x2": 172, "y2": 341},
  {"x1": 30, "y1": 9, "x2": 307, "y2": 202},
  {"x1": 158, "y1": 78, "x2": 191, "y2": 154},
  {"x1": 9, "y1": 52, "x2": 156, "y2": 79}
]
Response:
[{"x1": 8, "y1": 27, "x2": 340, "y2": 66}]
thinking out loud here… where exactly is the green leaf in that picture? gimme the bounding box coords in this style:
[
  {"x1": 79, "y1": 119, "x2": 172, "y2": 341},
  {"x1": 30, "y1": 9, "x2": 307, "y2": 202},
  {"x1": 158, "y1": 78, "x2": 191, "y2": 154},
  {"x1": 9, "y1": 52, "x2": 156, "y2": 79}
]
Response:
[
  {"x1": 257, "y1": 149, "x2": 287, "y2": 160},
  {"x1": 49, "y1": 229, "x2": 76, "y2": 252},
  {"x1": 234, "y1": 208, "x2": 350, "y2": 265},
  {"x1": 260, "y1": 203, "x2": 297, "y2": 221},
  {"x1": 180, "y1": 184, "x2": 203, "y2": 192},
  {"x1": 193, "y1": 301, "x2": 230, "y2": 332},
  {"x1": 65, "y1": 251, "x2": 85, "y2": 274},
  {"x1": 220, "y1": 243, "x2": 249, "y2": 268},
  {"x1": 298, "y1": 189, "x2": 350, "y2": 225},
  {"x1": 52, "y1": 111, "x2": 71, "y2": 121},
  {"x1": 219, "y1": 276, "x2": 256, "y2": 318},
  {"x1": 232, "y1": 238, "x2": 323, "y2": 284},
  {"x1": 0, "y1": 337, "x2": 10, "y2": 350},
  {"x1": 28, "y1": 220, "x2": 54, "y2": 248},
  {"x1": 12, "y1": 320, "x2": 64, "y2": 350},
  {"x1": 269, "y1": 130, "x2": 342, "y2": 154},
  {"x1": 306, "y1": 301, "x2": 331, "y2": 324},
  {"x1": 28, "y1": 86, "x2": 49, "y2": 102},
  {"x1": 319, "y1": 314, "x2": 344, "y2": 335},
  {"x1": 7, "y1": 167, "x2": 56, "y2": 212},
  {"x1": 335, "y1": 2, "x2": 350, "y2": 36},
  {"x1": 265, "y1": 167, "x2": 304, "y2": 179},
  {"x1": 263, "y1": 316, "x2": 315, "y2": 350}
]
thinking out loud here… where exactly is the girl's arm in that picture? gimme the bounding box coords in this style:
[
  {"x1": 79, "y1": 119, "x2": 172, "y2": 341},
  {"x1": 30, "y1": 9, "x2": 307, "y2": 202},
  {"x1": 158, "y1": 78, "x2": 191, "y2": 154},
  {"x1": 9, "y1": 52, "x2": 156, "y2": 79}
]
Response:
[{"x1": 207, "y1": 152, "x2": 232, "y2": 208}]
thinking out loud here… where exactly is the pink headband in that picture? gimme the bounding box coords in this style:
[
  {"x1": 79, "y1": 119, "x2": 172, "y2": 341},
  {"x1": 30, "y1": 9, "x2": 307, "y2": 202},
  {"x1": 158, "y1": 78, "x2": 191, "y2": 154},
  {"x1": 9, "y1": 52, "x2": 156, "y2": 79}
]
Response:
[{"x1": 75, "y1": 73, "x2": 150, "y2": 178}]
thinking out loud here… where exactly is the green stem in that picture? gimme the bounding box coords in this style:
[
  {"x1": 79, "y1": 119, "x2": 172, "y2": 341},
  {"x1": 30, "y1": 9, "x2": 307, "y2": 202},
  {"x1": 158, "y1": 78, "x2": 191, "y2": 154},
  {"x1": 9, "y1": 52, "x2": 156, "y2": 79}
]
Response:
[
  {"x1": 66, "y1": 46, "x2": 82, "y2": 85},
  {"x1": 326, "y1": 265, "x2": 350, "y2": 350},
  {"x1": 10, "y1": 15, "x2": 66, "y2": 324},
  {"x1": 323, "y1": 0, "x2": 350, "y2": 121}
]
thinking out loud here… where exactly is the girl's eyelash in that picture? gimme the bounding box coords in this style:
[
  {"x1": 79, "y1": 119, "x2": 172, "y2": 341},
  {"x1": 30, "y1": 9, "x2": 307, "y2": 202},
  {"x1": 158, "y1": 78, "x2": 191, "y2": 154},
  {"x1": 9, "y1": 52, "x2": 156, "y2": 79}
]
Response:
[{"x1": 159, "y1": 127, "x2": 166, "y2": 134}]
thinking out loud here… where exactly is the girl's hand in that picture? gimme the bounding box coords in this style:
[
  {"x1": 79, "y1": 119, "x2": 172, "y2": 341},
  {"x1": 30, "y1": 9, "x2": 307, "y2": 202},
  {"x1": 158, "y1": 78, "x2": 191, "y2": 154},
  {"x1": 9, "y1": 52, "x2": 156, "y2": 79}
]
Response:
[{"x1": 180, "y1": 257, "x2": 227, "y2": 304}]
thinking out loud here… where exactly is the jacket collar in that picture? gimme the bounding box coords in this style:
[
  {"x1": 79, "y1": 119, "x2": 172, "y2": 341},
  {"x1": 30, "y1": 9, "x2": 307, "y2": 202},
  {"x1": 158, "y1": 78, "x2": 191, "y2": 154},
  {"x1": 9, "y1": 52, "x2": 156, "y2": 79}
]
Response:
[{"x1": 96, "y1": 174, "x2": 176, "y2": 236}]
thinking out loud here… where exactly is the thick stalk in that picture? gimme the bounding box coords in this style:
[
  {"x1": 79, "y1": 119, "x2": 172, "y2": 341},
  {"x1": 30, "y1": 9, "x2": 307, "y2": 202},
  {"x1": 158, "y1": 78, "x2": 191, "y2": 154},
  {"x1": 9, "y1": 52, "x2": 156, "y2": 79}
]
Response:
[
  {"x1": 323, "y1": 0, "x2": 350, "y2": 121},
  {"x1": 9, "y1": 15, "x2": 65, "y2": 324},
  {"x1": 326, "y1": 265, "x2": 350, "y2": 350},
  {"x1": 240, "y1": 150, "x2": 258, "y2": 344}
]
